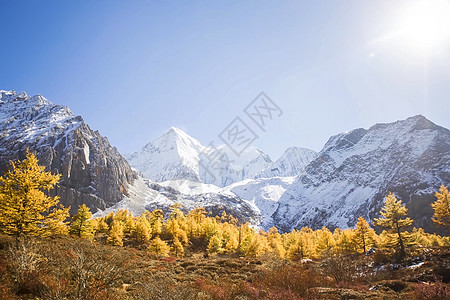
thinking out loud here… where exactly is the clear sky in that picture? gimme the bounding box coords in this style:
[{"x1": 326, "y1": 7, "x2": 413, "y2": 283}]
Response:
[{"x1": 1, "y1": 0, "x2": 449, "y2": 159}]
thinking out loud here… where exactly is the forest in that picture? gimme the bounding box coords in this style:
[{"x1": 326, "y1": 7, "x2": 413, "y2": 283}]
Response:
[{"x1": 0, "y1": 151, "x2": 449, "y2": 299}]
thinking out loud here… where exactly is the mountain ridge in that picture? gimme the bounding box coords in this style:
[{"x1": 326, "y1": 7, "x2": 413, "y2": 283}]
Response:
[
  {"x1": 126, "y1": 127, "x2": 317, "y2": 186},
  {"x1": 0, "y1": 90, "x2": 137, "y2": 213},
  {"x1": 1, "y1": 90, "x2": 448, "y2": 233}
]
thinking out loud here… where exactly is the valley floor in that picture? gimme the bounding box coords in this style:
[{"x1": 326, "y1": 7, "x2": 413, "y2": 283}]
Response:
[{"x1": 0, "y1": 235, "x2": 449, "y2": 299}]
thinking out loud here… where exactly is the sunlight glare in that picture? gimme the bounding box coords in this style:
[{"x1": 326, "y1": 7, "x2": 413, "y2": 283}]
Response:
[{"x1": 396, "y1": 0, "x2": 450, "y2": 53}]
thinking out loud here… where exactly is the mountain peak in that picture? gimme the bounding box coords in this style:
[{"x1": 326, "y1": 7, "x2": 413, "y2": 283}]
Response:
[
  {"x1": 163, "y1": 126, "x2": 199, "y2": 142},
  {"x1": 168, "y1": 126, "x2": 185, "y2": 134},
  {"x1": 0, "y1": 90, "x2": 136, "y2": 214}
]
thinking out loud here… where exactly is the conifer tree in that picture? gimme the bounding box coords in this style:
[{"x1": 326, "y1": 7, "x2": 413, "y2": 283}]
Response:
[
  {"x1": 0, "y1": 150, "x2": 69, "y2": 238},
  {"x1": 70, "y1": 204, "x2": 94, "y2": 239},
  {"x1": 104, "y1": 211, "x2": 115, "y2": 227},
  {"x1": 354, "y1": 216, "x2": 374, "y2": 253},
  {"x1": 107, "y1": 220, "x2": 124, "y2": 246},
  {"x1": 286, "y1": 231, "x2": 310, "y2": 260},
  {"x1": 115, "y1": 209, "x2": 134, "y2": 234},
  {"x1": 187, "y1": 206, "x2": 207, "y2": 237},
  {"x1": 94, "y1": 218, "x2": 109, "y2": 234},
  {"x1": 207, "y1": 234, "x2": 223, "y2": 255},
  {"x1": 316, "y1": 227, "x2": 335, "y2": 257},
  {"x1": 431, "y1": 185, "x2": 450, "y2": 231},
  {"x1": 245, "y1": 234, "x2": 264, "y2": 257},
  {"x1": 267, "y1": 227, "x2": 286, "y2": 258},
  {"x1": 148, "y1": 237, "x2": 170, "y2": 257},
  {"x1": 148, "y1": 209, "x2": 164, "y2": 236},
  {"x1": 171, "y1": 237, "x2": 185, "y2": 257},
  {"x1": 224, "y1": 233, "x2": 239, "y2": 253},
  {"x1": 132, "y1": 216, "x2": 152, "y2": 245},
  {"x1": 336, "y1": 229, "x2": 357, "y2": 254},
  {"x1": 374, "y1": 192, "x2": 414, "y2": 257}
]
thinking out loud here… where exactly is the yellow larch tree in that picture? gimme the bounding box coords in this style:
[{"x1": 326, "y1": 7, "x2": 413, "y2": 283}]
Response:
[
  {"x1": 148, "y1": 236, "x2": 170, "y2": 257},
  {"x1": 431, "y1": 185, "x2": 450, "y2": 231},
  {"x1": 171, "y1": 237, "x2": 185, "y2": 257},
  {"x1": 354, "y1": 216, "x2": 375, "y2": 253},
  {"x1": 69, "y1": 204, "x2": 94, "y2": 239},
  {"x1": 107, "y1": 219, "x2": 124, "y2": 246},
  {"x1": 0, "y1": 150, "x2": 69, "y2": 238},
  {"x1": 374, "y1": 192, "x2": 414, "y2": 257},
  {"x1": 132, "y1": 215, "x2": 152, "y2": 245}
]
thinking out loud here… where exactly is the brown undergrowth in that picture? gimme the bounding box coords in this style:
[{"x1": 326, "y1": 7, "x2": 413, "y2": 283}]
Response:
[{"x1": 0, "y1": 235, "x2": 449, "y2": 299}]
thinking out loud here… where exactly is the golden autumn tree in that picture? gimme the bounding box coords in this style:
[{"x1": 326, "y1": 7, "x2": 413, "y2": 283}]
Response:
[
  {"x1": 171, "y1": 237, "x2": 185, "y2": 257},
  {"x1": 207, "y1": 233, "x2": 223, "y2": 255},
  {"x1": 70, "y1": 204, "x2": 94, "y2": 239},
  {"x1": 0, "y1": 150, "x2": 69, "y2": 238},
  {"x1": 132, "y1": 215, "x2": 152, "y2": 245},
  {"x1": 431, "y1": 185, "x2": 450, "y2": 231},
  {"x1": 107, "y1": 220, "x2": 124, "y2": 246},
  {"x1": 354, "y1": 216, "x2": 375, "y2": 253},
  {"x1": 148, "y1": 236, "x2": 170, "y2": 257},
  {"x1": 374, "y1": 192, "x2": 414, "y2": 257}
]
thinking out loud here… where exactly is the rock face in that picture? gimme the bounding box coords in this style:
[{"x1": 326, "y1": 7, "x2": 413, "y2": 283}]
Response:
[
  {"x1": 125, "y1": 116, "x2": 449, "y2": 233},
  {"x1": 2, "y1": 90, "x2": 448, "y2": 233},
  {"x1": 0, "y1": 90, "x2": 136, "y2": 213},
  {"x1": 272, "y1": 115, "x2": 450, "y2": 233}
]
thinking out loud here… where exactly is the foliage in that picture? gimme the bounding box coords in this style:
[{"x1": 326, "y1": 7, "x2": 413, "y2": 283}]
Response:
[
  {"x1": 354, "y1": 216, "x2": 375, "y2": 253},
  {"x1": 148, "y1": 236, "x2": 170, "y2": 257},
  {"x1": 107, "y1": 220, "x2": 124, "y2": 247},
  {"x1": 70, "y1": 204, "x2": 94, "y2": 239},
  {"x1": 431, "y1": 185, "x2": 450, "y2": 231},
  {"x1": 0, "y1": 150, "x2": 69, "y2": 238},
  {"x1": 375, "y1": 192, "x2": 414, "y2": 257}
]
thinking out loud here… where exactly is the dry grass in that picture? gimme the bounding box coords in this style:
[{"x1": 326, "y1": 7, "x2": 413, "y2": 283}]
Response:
[{"x1": 0, "y1": 234, "x2": 449, "y2": 299}]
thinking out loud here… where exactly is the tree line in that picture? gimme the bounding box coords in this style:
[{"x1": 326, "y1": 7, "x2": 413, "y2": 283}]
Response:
[{"x1": 0, "y1": 151, "x2": 449, "y2": 260}]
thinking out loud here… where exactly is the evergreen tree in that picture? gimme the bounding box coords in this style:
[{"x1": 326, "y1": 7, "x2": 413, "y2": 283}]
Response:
[
  {"x1": 374, "y1": 192, "x2": 414, "y2": 257},
  {"x1": 70, "y1": 204, "x2": 94, "y2": 239},
  {"x1": 431, "y1": 185, "x2": 450, "y2": 231},
  {"x1": 0, "y1": 150, "x2": 69, "y2": 238}
]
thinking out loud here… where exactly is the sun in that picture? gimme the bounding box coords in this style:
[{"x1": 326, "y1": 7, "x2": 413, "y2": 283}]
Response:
[{"x1": 396, "y1": 0, "x2": 450, "y2": 53}]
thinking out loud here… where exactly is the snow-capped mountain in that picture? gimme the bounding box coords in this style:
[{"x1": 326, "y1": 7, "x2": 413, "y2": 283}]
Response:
[
  {"x1": 272, "y1": 115, "x2": 450, "y2": 233},
  {"x1": 96, "y1": 177, "x2": 261, "y2": 224},
  {"x1": 258, "y1": 147, "x2": 318, "y2": 178},
  {"x1": 125, "y1": 127, "x2": 316, "y2": 186},
  {"x1": 0, "y1": 90, "x2": 137, "y2": 213},
  {"x1": 222, "y1": 176, "x2": 296, "y2": 229},
  {"x1": 0, "y1": 90, "x2": 263, "y2": 224},
  {"x1": 2, "y1": 90, "x2": 448, "y2": 233},
  {"x1": 125, "y1": 127, "x2": 205, "y2": 182}
]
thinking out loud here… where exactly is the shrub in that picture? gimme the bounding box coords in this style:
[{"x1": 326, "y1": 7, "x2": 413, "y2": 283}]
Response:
[
  {"x1": 253, "y1": 263, "x2": 322, "y2": 297},
  {"x1": 412, "y1": 280, "x2": 450, "y2": 300}
]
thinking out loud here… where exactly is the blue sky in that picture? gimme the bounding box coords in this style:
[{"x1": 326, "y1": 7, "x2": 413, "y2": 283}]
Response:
[{"x1": 1, "y1": 0, "x2": 449, "y2": 159}]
